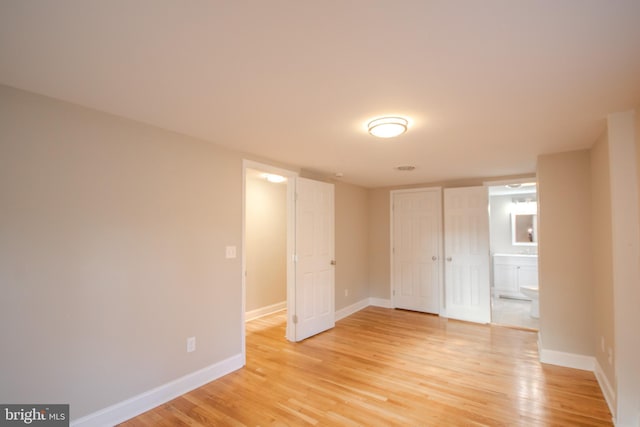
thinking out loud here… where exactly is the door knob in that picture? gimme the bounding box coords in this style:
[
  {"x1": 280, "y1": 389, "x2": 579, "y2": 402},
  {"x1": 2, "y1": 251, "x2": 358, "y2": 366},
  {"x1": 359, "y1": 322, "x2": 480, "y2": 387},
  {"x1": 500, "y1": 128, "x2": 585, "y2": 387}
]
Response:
[
  {"x1": 432, "y1": 256, "x2": 437, "y2": 261},
  {"x1": 446, "y1": 257, "x2": 452, "y2": 262},
  {"x1": 330, "y1": 260, "x2": 336, "y2": 265}
]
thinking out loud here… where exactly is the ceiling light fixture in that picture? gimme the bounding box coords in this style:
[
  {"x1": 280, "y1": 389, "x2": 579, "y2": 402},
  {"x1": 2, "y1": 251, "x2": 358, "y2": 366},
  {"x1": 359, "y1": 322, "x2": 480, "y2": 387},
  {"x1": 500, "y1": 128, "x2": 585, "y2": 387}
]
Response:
[
  {"x1": 262, "y1": 173, "x2": 287, "y2": 183},
  {"x1": 506, "y1": 182, "x2": 536, "y2": 189},
  {"x1": 368, "y1": 116, "x2": 409, "y2": 138}
]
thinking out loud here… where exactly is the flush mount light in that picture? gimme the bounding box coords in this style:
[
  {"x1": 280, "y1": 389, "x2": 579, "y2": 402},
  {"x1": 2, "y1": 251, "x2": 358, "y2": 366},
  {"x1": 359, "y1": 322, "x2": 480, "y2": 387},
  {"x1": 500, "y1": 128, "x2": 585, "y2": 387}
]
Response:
[
  {"x1": 506, "y1": 182, "x2": 536, "y2": 189},
  {"x1": 367, "y1": 116, "x2": 409, "y2": 138},
  {"x1": 261, "y1": 173, "x2": 287, "y2": 183},
  {"x1": 395, "y1": 165, "x2": 416, "y2": 171}
]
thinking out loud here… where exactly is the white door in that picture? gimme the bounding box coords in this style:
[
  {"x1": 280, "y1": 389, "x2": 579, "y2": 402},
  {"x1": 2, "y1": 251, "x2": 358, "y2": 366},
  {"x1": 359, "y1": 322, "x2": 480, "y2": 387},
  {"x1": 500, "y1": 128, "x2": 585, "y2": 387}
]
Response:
[
  {"x1": 392, "y1": 189, "x2": 442, "y2": 314},
  {"x1": 444, "y1": 187, "x2": 491, "y2": 324},
  {"x1": 293, "y1": 177, "x2": 335, "y2": 341}
]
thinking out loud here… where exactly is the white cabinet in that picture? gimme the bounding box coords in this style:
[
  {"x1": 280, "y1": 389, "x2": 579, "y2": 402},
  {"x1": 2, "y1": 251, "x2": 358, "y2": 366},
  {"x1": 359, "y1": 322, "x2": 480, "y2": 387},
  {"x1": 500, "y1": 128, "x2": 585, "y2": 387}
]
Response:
[
  {"x1": 518, "y1": 264, "x2": 539, "y2": 289},
  {"x1": 494, "y1": 263, "x2": 519, "y2": 295},
  {"x1": 492, "y1": 254, "x2": 538, "y2": 298}
]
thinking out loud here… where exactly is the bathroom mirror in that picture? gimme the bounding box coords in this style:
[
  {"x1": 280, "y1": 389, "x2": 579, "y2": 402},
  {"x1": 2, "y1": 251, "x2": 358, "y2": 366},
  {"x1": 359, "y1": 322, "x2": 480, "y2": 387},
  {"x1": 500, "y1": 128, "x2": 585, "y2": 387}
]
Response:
[{"x1": 512, "y1": 213, "x2": 537, "y2": 245}]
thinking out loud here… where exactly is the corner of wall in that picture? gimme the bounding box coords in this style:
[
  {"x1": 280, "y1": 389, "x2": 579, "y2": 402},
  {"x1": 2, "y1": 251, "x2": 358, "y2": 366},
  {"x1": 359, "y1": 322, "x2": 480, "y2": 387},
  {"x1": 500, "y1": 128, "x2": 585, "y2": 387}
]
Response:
[{"x1": 594, "y1": 358, "x2": 617, "y2": 422}]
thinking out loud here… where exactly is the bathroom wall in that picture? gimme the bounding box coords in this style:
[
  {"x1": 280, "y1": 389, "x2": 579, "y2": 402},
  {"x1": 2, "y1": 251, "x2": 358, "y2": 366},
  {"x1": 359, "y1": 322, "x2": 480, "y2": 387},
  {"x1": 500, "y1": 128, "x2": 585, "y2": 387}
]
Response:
[
  {"x1": 245, "y1": 170, "x2": 287, "y2": 313},
  {"x1": 489, "y1": 194, "x2": 538, "y2": 255}
]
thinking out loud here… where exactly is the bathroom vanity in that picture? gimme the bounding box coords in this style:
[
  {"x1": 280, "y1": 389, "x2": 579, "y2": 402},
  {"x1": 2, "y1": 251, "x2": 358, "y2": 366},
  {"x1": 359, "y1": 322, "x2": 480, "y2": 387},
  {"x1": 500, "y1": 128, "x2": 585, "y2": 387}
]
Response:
[{"x1": 492, "y1": 254, "x2": 538, "y2": 299}]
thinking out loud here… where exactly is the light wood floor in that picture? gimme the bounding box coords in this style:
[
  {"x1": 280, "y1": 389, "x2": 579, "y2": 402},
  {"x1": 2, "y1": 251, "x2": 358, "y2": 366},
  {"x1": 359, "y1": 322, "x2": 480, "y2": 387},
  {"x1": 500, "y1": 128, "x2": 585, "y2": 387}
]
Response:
[{"x1": 120, "y1": 307, "x2": 612, "y2": 426}]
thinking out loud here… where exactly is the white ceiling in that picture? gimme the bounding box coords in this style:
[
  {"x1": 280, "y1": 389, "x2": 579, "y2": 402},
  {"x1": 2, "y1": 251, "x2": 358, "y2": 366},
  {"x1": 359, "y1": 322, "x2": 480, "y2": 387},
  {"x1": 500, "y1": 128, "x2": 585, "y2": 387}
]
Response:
[{"x1": 2, "y1": 1, "x2": 640, "y2": 188}]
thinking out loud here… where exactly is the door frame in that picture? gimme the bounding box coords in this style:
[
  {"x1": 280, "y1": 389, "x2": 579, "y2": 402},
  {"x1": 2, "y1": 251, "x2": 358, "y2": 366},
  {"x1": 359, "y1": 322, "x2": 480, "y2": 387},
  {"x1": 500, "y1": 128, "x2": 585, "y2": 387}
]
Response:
[
  {"x1": 390, "y1": 187, "x2": 445, "y2": 315},
  {"x1": 242, "y1": 160, "x2": 298, "y2": 362},
  {"x1": 484, "y1": 176, "x2": 538, "y2": 325}
]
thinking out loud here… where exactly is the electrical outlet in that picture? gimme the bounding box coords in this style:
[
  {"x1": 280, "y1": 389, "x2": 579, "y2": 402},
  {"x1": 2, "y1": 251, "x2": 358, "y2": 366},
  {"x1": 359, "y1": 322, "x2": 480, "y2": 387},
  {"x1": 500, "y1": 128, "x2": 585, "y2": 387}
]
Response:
[
  {"x1": 344, "y1": 289, "x2": 349, "y2": 297},
  {"x1": 187, "y1": 336, "x2": 196, "y2": 353},
  {"x1": 600, "y1": 336, "x2": 605, "y2": 352}
]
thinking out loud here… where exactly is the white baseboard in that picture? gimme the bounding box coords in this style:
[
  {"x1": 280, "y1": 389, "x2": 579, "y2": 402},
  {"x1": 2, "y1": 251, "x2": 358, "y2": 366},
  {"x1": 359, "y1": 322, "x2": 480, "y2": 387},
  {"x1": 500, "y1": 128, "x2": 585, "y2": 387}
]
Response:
[
  {"x1": 335, "y1": 298, "x2": 370, "y2": 321},
  {"x1": 369, "y1": 297, "x2": 392, "y2": 308},
  {"x1": 539, "y1": 347, "x2": 595, "y2": 371},
  {"x1": 71, "y1": 354, "x2": 244, "y2": 427},
  {"x1": 245, "y1": 301, "x2": 286, "y2": 322},
  {"x1": 335, "y1": 297, "x2": 394, "y2": 322},
  {"x1": 594, "y1": 359, "x2": 616, "y2": 423}
]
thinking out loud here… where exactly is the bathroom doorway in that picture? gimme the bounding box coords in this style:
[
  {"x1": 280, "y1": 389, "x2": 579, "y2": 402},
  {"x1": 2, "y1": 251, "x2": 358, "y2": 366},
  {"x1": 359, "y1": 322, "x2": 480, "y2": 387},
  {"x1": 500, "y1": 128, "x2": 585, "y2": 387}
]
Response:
[{"x1": 487, "y1": 179, "x2": 539, "y2": 330}]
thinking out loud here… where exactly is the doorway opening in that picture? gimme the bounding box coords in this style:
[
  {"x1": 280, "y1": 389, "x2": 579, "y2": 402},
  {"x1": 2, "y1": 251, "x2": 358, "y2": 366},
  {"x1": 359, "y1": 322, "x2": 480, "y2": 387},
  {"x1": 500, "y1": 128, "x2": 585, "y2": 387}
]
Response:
[
  {"x1": 242, "y1": 161, "x2": 297, "y2": 359},
  {"x1": 245, "y1": 167, "x2": 288, "y2": 316},
  {"x1": 487, "y1": 179, "x2": 539, "y2": 330}
]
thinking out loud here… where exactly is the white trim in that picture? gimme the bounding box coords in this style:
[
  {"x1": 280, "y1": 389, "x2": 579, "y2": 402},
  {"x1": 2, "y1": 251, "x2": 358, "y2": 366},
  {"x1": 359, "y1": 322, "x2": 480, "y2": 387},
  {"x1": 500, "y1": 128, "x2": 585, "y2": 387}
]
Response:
[
  {"x1": 539, "y1": 348, "x2": 595, "y2": 371},
  {"x1": 483, "y1": 176, "x2": 537, "y2": 187},
  {"x1": 369, "y1": 297, "x2": 392, "y2": 308},
  {"x1": 243, "y1": 160, "x2": 298, "y2": 180},
  {"x1": 71, "y1": 354, "x2": 244, "y2": 427},
  {"x1": 245, "y1": 301, "x2": 286, "y2": 322},
  {"x1": 594, "y1": 359, "x2": 617, "y2": 423},
  {"x1": 335, "y1": 298, "x2": 370, "y2": 321},
  {"x1": 538, "y1": 334, "x2": 615, "y2": 423},
  {"x1": 389, "y1": 187, "x2": 444, "y2": 195}
]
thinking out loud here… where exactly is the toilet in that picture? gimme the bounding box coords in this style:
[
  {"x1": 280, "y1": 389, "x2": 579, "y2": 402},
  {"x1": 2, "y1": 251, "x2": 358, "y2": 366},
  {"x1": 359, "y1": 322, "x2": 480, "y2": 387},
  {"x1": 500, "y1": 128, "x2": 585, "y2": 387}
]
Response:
[{"x1": 519, "y1": 285, "x2": 539, "y2": 318}]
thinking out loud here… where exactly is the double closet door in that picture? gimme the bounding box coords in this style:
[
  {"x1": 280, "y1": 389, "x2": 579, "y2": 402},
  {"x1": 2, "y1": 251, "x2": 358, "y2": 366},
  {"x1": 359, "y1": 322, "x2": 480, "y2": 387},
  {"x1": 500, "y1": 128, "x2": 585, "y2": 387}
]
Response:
[{"x1": 391, "y1": 187, "x2": 490, "y2": 323}]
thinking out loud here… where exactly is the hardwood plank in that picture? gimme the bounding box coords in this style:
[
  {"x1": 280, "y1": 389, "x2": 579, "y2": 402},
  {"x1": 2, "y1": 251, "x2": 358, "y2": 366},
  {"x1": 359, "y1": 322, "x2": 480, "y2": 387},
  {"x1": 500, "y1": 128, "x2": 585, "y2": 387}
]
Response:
[{"x1": 120, "y1": 307, "x2": 612, "y2": 426}]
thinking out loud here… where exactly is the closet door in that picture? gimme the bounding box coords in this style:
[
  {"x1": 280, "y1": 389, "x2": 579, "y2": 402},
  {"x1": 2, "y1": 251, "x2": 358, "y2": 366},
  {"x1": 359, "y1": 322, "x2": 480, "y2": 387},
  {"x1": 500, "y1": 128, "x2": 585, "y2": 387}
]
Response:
[
  {"x1": 444, "y1": 187, "x2": 491, "y2": 324},
  {"x1": 391, "y1": 188, "x2": 442, "y2": 314}
]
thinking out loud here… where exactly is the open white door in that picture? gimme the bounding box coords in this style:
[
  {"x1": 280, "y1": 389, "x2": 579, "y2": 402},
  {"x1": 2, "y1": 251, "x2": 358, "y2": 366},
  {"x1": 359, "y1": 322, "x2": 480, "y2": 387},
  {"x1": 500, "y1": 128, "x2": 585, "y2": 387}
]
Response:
[
  {"x1": 293, "y1": 177, "x2": 335, "y2": 341},
  {"x1": 444, "y1": 186, "x2": 491, "y2": 324},
  {"x1": 392, "y1": 188, "x2": 442, "y2": 314}
]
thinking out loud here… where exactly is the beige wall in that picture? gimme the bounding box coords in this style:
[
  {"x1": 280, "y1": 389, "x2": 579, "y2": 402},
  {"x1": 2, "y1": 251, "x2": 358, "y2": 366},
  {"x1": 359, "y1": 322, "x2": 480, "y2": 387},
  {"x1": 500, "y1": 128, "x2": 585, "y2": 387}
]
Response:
[
  {"x1": 637, "y1": 106, "x2": 640, "y2": 240},
  {"x1": 607, "y1": 110, "x2": 640, "y2": 424},
  {"x1": 0, "y1": 85, "x2": 244, "y2": 418},
  {"x1": 335, "y1": 181, "x2": 369, "y2": 310},
  {"x1": 245, "y1": 172, "x2": 287, "y2": 312},
  {"x1": 636, "y1": 108, "x2": 640, "y2": 421},
  {"x1": 367, "y1": 188, "x2": 391, "y2": 299},
  {"x1": 537, "y1": 150, "x2": 594, "y2": 356},
  {"x1": 590, "y1": 133, "x2": 616, "y2": 387}
]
